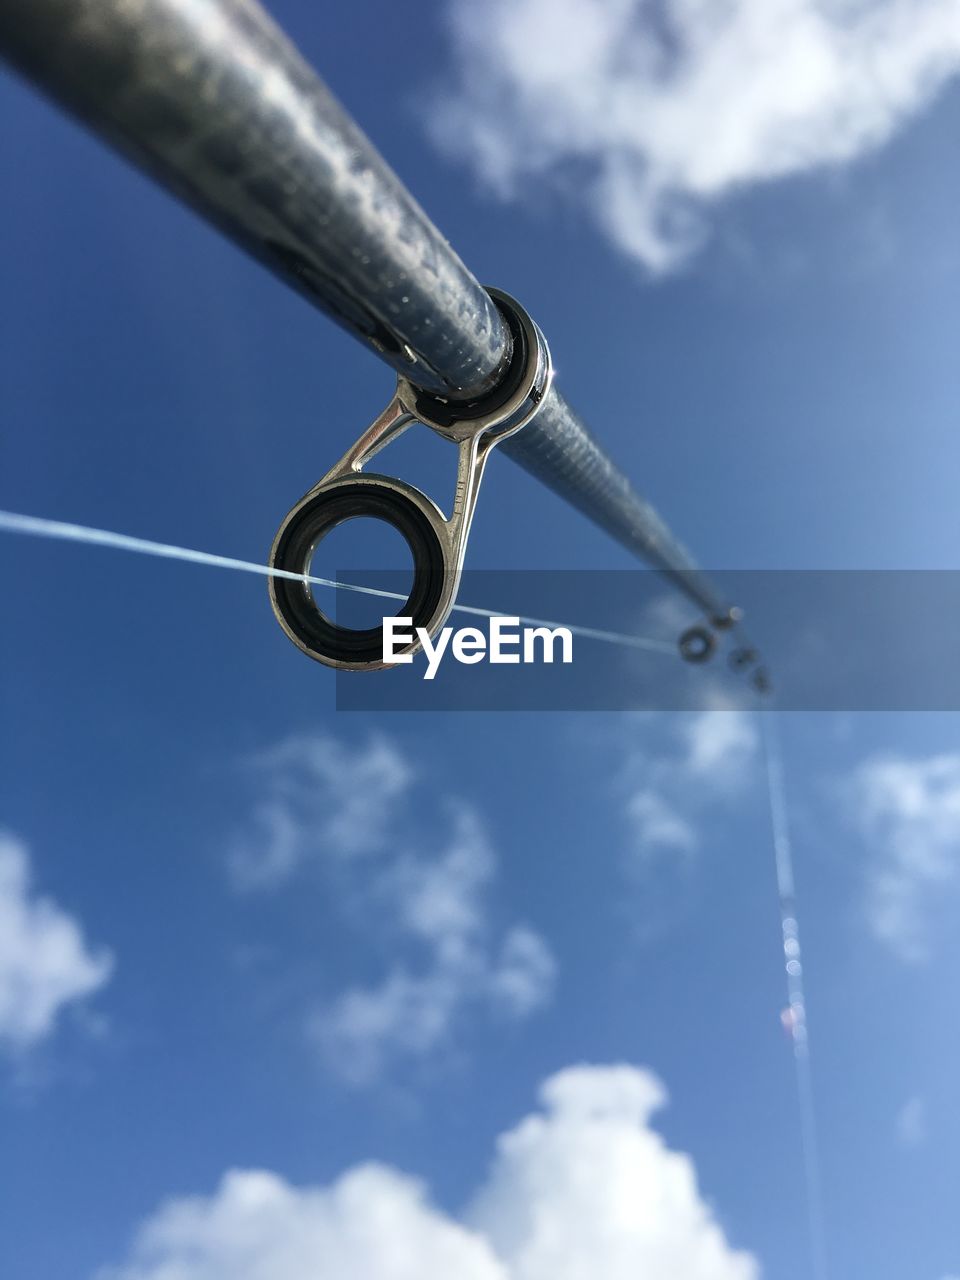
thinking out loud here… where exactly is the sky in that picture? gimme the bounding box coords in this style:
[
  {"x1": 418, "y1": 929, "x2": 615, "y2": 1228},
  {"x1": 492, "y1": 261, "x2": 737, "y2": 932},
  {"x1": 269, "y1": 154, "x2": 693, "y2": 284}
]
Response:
[{"x1": 2, "y1": 1, "x2": 960, "y2": 1277}]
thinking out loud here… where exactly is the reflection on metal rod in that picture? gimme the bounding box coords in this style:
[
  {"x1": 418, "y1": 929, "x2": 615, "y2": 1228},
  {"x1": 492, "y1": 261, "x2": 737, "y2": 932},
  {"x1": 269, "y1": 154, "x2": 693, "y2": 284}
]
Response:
[{"x1": 0, "y1": 0, "x2": 735, "y2": 626}]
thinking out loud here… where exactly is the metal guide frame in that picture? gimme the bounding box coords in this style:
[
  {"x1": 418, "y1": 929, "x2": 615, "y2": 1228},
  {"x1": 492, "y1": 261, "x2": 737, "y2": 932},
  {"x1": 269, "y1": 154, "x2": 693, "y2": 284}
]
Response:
[{"x1": 269, "y1": 288, "x2": 553, "y2": 669}]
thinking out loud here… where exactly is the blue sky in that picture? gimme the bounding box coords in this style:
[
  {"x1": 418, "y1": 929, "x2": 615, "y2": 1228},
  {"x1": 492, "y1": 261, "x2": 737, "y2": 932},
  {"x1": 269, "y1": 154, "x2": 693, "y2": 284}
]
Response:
[{"x1": 2, "y1": 1, "x2": 960, "y2": 1278}]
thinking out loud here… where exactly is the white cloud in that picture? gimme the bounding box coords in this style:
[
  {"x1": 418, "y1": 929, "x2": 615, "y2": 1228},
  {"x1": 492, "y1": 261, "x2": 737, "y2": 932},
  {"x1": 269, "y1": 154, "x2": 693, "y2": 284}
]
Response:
[
  {"x1": 488, "y1": 927, "x2": 558, "y2": 1019},
  {"x1": 620, "y1": 711, "x2": 758, "y2": 858},
  {"x1": 895, "y1": 1095, "x2": 926, "y2": 1147},
  {"x1": 312, "y1": 967, "x2": 467, "y2": 1085},
  {"x1": 310, "y1": 808, "x2": 555, "y2": 1084},
  {"x1": 97, "y1": 1064, "x2": 756, "y2": 1280},
  {"x1": 384, "y1": 808, "x2": 495, "y2": 945},
  {"x1": 849, "y1": 753, "x2": 960, "y2": 961},
  {"x1": 0, "y1": 832, "x2": 113, "y2": 1052},
  {"x1": 99, "y1": 1164, "x2": 506, "y2": 1280},
  {"x1": 609, "y1": 712, "x2": 758, "y2": 932},
  {"x1": 626, "y1": 788, "x2": 698, "y2": 855},
  {"x1": 230, "y1": 736, "x2": 555, "y2": 1082},
  {"x1": 682, "y1": 711, "x2": 758, "y2": 786},
  {"x1": 470, "y1": 1065, "x2": 756, "y2": 1280},
  {"x1": 428, "y1": 0, "x2": 960, "y2": 271},
  {"x1": 227, "y1": 735, "x2": 414, "y2": 890}
]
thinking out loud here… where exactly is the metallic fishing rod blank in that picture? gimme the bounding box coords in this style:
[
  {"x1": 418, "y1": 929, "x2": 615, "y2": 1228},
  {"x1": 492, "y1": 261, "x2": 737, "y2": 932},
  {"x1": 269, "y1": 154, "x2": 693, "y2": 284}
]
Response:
[
  {"x1": 0, "y1": 0, "x2": 509, "y2": 401},
  {"x1": 0, "y1": 0, "x2": 756, "y2": 656},
  {"x1": 269, "y1": 288, "x2": 552, "y2": 669}
]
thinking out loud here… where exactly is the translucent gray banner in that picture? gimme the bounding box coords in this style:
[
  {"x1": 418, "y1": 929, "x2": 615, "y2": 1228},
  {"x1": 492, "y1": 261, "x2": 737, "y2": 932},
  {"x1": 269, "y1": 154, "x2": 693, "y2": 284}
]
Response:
[{"x1": 329, "y1": 570, "x2": 960, "y2": 711}]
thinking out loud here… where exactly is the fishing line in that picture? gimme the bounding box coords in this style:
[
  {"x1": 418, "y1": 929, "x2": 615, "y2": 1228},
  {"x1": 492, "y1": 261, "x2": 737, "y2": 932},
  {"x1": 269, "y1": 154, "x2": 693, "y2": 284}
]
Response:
[
  {"x1": 0, "y1": 509, "x2": 676, "y2": 656},
  {"x1": 759, "y1": 708, "x2": 830, "y2": 1280}
]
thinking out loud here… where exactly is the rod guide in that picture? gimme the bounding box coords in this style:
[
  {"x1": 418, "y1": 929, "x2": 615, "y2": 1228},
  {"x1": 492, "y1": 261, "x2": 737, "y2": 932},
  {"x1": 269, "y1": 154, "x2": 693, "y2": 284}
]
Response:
[{"x1": 269, "y1": 288, "x2": 553, "y2": 670}]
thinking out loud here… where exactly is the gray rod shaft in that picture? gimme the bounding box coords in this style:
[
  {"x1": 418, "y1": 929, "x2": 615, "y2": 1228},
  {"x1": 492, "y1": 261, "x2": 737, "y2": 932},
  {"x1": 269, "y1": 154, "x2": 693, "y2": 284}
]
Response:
[{"x1": 0, "y1": 0, "x2": 731, "y2": 622}]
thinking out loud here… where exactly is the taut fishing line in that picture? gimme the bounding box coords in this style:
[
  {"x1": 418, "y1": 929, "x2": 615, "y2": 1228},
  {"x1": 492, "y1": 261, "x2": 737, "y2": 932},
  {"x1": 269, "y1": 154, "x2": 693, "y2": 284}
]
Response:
[
  {"x1": 761, "y1": 710, "x2": 830, "y2": 1280},
  {"x1": 0, "y1": 509, "x2": 675, "y2": 655},
  {"x1": 1, "y1": 505, "x2": 827, "y2": 1272}
]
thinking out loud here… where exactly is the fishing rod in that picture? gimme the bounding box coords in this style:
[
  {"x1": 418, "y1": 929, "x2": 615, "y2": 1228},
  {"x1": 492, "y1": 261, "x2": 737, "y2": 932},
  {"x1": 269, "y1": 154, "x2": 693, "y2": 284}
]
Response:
[{"x1": 0, "y1": 0, "x2": 764, "y2": 681}]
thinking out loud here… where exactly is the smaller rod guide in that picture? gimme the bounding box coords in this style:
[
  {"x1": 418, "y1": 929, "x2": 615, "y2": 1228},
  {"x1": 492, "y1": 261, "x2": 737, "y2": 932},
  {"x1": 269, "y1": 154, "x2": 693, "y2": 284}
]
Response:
[{"x1": 0, "y1": 0, "x2": 751, "y2": 654}]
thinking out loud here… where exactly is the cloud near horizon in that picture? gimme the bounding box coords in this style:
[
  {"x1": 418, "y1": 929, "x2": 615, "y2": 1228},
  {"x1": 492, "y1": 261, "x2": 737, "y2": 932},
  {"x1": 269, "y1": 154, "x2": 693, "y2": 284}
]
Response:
[
  {"x1": 96, "y1": 1063, "x2": 757, "y2": 1280},
  {"x1": 427, "y1": 0, "x2": 960, "y2": 272}
]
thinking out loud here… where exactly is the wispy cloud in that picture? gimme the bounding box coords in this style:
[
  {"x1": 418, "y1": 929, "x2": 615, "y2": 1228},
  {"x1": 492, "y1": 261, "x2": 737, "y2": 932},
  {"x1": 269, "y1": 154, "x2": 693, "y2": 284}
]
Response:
[
  {"x1": 310, "y1": 808, "x2": 555, "y2": 1084},
  {"x1": 682, "y1": 710, "x2": 758, "y2": 786},
  {"x1": 96, "y1": 1064, "x2": 756, "y2": 1280},
  {"x1": 228, "y1": 736, "x2": 555, "y2": 1083},
  {"x1": 625, "y1": 787, "x2": 697, "y2": 856},
  {"x1": 619, "y1": 709, "x2": 758, "y2": 857},
  {"x1": 849, "y1": 752, "x2": 960, "y2": 962},
  {"x1": 606, "y1": 710, "x2": 758, "y2": 933},
  {"x1": 227, "y1": 734, "x2": 414, "y2": 890},
  {"x1": 427, "y1": 0, "x2": 960, "y2": 272},
  {"x1": 0, "y1": 832, "x2": 113, "y2": 1054}
]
